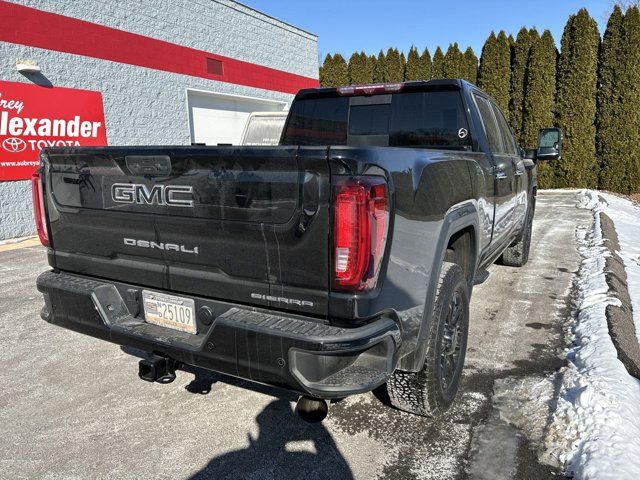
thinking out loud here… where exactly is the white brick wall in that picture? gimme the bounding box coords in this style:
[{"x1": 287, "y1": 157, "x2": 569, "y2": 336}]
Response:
[
  {"x1": 0, "y1": 0, "x2": 318, "y2": 240},
  {"x1": 0, "y1": 181, "x2": 34, "y2": 239}
]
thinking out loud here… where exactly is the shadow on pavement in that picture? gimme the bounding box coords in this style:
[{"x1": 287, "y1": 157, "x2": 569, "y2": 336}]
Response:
[
  {"x1": 117, "y1": 349, "x2": 354, "y2": 479},
  {"x1": 187, "y1": 397, "x2": 354, "y2": 480}
]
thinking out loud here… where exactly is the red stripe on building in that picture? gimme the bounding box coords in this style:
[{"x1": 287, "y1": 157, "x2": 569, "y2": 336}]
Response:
[{"x1": 0, "y1": 1, "x2": 318, "y2": 94}]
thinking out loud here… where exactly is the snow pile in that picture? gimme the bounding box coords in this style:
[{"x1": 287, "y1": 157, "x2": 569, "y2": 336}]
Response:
[
  {"x1": 547, "y1": 190, "x2": 640, "y2": 479},
  {"x1": 598, "y1": 192, "x2": 640, "y2": 345}
]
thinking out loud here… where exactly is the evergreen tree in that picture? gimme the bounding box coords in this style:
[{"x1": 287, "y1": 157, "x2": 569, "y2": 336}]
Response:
[
  {"x1": 555, "y1": 9, "x2": 600, "y2": 188},
  {"x1": 509, "y1": 28, "x2": 535, "y2": 142},
  {"x1": 348, "y1": 51, "x2": 368, "y2": 85},
  {"x1": 597, "y1": 6, "x2": 626, "y2": 191},
  {"x1": 432, "y1": 46, "x2": 445, "y2": 78},
  {"x1": 405, "y1": 46, "x2": 422, "y2": 80},
  {"x1": 620, "y1": 7, "x2": 640, "y2": 193},
  {"x1": 420, "y1": 48, "x2": 433, "y2": 80},
  {"x1": 347, "y1": 52, "x2": 358, "y2": 85},
  {"x1": 400, "y1": 51, "x2": 407, "y2": 79},
  {"x1": 443, "y1": 43, "x2": 464, "y2": 78},
  {"x1": 385, "y1": 48, "x2": 405, "y2": 82},
  {"x1": 332, "y1": 53, "x2": 349, "y2": 86},
  {"x1": 522, "y1": 30, "x2": 557, "y2": 187},
  {"x1": 374, "y1": 50, "x2": 386, "y2": 83},
  {"x1": 462, "y1": 47, "x2": 478, "y2": 84},
  {"x1": 479, "y1": 31, "x2": 511, "y2": 113},
  {"x1": 364, "y1": 54, "x2": 376, "y2": 84},
  {"x1": 320, "y1": 53, "x2": 332, "y2": 87},
  {"x1": 600, "y1": 7, "x2": 640, "y2": 193}
]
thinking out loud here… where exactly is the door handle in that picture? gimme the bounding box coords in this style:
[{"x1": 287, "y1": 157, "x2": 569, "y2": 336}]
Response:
[
  {"x1": 125, "y1": 155, "x2": 172, "y2": 176},
  {"x1": 512, "y1": 159, "x2": 525, "y2": 176},
  {"x1": 494, "y1": 170, "x2": 508, "y2": 180}
]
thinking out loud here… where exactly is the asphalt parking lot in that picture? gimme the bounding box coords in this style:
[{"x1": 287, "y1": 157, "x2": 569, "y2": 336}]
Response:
[{"x1": 0, "y1": 191, "x2": 590, "y2": 480}]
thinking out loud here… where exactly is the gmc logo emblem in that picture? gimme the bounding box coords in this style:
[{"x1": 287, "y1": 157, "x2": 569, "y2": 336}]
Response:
[{"x1": 111, "y1": 183, "x2": 194, "y2": 207}]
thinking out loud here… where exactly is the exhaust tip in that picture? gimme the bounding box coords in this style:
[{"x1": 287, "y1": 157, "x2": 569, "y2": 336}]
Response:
[{"x1": 295, "y1": 396, "x2": 329, "y2": 423}]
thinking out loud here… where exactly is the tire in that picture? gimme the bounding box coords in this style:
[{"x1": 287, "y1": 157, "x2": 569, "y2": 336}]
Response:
[
  {"x1": 386, "y1": 262, "x2": 470, "y2": 417},
  {"x1": 501, "y1": 200, "x2": 535, "y2": 267}
]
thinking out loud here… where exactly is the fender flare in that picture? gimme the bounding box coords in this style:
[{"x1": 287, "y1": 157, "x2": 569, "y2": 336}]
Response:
[{"x1": 398, "y1": 200, "x2": 481, "y2": 372}]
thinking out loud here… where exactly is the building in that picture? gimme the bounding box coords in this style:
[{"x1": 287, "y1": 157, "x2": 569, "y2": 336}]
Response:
[{"x1": 0, "y1": 0, "x2": 318, "y2": 240}]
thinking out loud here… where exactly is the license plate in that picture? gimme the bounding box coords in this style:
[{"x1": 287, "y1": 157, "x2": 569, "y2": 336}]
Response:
[{"x1": 142, "y1": 290, "x2": 196, "y2": 334}]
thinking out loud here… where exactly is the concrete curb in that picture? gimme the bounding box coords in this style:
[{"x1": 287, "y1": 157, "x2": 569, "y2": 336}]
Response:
[
  {"x1": 0, "y1": 236, "x2": 40, "y2": 253},
  {"x1": 600, "y1": 210, "x2": 640, "y2": 379}
]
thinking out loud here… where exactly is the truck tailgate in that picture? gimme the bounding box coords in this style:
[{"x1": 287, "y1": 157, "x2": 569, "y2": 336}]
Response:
[{"x1": 42, "y1": 146, "x2": 330, "y2": 316}]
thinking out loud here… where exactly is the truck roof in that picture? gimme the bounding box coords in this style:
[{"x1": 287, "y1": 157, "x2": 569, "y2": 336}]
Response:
[{"x1": 296, "y1": 78, "x2": 475, "y2": 99}]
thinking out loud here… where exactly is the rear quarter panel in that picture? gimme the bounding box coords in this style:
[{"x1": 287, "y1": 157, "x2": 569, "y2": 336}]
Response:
[{"x1": 328, "y1": 146, "x2": 484, "y2": 368}]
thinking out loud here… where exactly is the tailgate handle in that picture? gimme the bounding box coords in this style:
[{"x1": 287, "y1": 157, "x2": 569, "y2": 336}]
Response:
[{"x1": 125, "y1": 155, "x2": 172, "y2": 176}]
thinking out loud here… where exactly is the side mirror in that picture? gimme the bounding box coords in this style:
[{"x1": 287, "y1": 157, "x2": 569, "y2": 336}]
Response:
[{"x1": 536, "y1": 127, "x2": 563, "y2": 161}]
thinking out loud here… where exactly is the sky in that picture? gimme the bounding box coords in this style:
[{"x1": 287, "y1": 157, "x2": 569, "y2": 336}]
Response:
[{"x1": 243, "y1": 0, "x2": 614, "y2": 62}]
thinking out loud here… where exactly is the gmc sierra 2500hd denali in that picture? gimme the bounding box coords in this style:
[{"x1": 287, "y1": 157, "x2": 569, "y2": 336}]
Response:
[{"x1": 35, "y1": 79, "x2": 562, "y2": 421}]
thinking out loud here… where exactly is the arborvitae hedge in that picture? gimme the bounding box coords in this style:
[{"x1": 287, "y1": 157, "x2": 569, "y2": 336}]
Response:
[
  {"x1": 432, "y1": 47, "x2": 445, "y2": 79},
  {"x1": 348, "y1": 52, "x2": 364, "y2": 85},
  {"x1": 374, "y1": 50, "x2": 386, "y2": 83},
  {"x1": 420, "y1": 48, "x2": 433, "y2": 80},
  {"x1": 443, "y1": 43, "x2": 464, "y2": 78},
  {"x1": 619, "y1": 7, "x2": 640, "y2": 193},
  {"x1": 479, "y1": 31, "x2": 511, "y2": 113},
  {"x1": 510, "y1": 28, "x2": 534, "y2": 143},
  {"x1": 555, "y1": 9, "x2": 600, "y2": 189},
  {"x1": 318, "y1": 6, "x2": 640, "y2": 193},
  {"x1": 320, "y1": 53, "x2": 348, "y2": 87},
  {"x1": 405, "y1": 46, "x2": 421, "y2": 80},
  {"x1": 334, "y1": 54, "x2": 349, "y2": 87},
  {"x1": 598, "y1": 6, "x2": 626, "y2": 191},
  {"x1": 385, "y1": 48, "x2": 405, "y2": 82},
  {"x1": 319, "y1": 54, "x2": 330, "y2": 87},
  {"x1": 600, "y1": 7, "x2": 640, "y2": 193},
  {"x1": 523, "y1": 30, "x2": 557, "y2": 188},
  {"x1": 364, "y1": 54, "x2": 375, "y2": 84},
  {"x1": 462, "y1": 47, "x2": 478, "y2": 84},
  {"x1": 520, "y1": 29, "x2": 546, "y2": 147}
]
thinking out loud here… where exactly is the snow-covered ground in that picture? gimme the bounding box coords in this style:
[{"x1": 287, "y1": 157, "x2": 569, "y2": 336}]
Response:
[{"x1": 546, "y1": 190, "x2": 640, "y2": 479}]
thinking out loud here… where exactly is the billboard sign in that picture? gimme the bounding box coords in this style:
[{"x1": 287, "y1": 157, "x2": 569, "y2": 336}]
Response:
[{"x1": 0, "y1": 81, "x2": 107, "y2": 181}]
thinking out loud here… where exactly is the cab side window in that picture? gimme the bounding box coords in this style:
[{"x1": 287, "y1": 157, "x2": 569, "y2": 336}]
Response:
[
  {"x1": 491, "y1": 103, "x2": 518, "y2": 155},
  {"x1": 473, "y1": 94, "x2": 502, "y2": 154}
]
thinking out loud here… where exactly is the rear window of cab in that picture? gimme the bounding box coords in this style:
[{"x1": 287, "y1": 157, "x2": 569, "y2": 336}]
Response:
[{"x1": 281, "y1": 90, "x2": 472, "y2": 150}]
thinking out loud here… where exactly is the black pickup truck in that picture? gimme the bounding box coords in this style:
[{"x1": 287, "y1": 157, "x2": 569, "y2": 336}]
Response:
[{"x1": 34, "y1": 79, "x2": 562, "y2": 421}]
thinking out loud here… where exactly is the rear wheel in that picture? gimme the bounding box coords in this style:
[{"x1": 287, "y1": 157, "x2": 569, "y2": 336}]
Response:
[
  {"x1": 501, "y1": 199, "x2": 535, "y2": 267},
  {"x1": 386, "y1": 262, "x2": 469, "y2": 417}
]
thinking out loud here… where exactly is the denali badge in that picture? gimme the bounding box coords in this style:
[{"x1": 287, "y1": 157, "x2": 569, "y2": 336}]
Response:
[
  {"x1": 124, "y1": 238, "x2": 199, "y2": 255},
  {"x1": 251, "y1": 293, "x2": 314, "y2": 307},
  {"x1": 112, "y1": 183, "x2": 193, "y2": 207}
]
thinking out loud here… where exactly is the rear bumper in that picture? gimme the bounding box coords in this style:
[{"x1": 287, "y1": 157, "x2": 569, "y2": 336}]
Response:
[{"x1": 37, "y1": 270, "x2": 401, "y2": 398}]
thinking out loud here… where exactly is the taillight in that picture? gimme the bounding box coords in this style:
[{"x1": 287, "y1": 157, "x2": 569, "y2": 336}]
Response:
[
  {"x1": 31, "y1": 171, "x2": 50, "y2": 247},
  {"x1": 333, "y1": 177, "x2": 389, "y2": 291}
]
